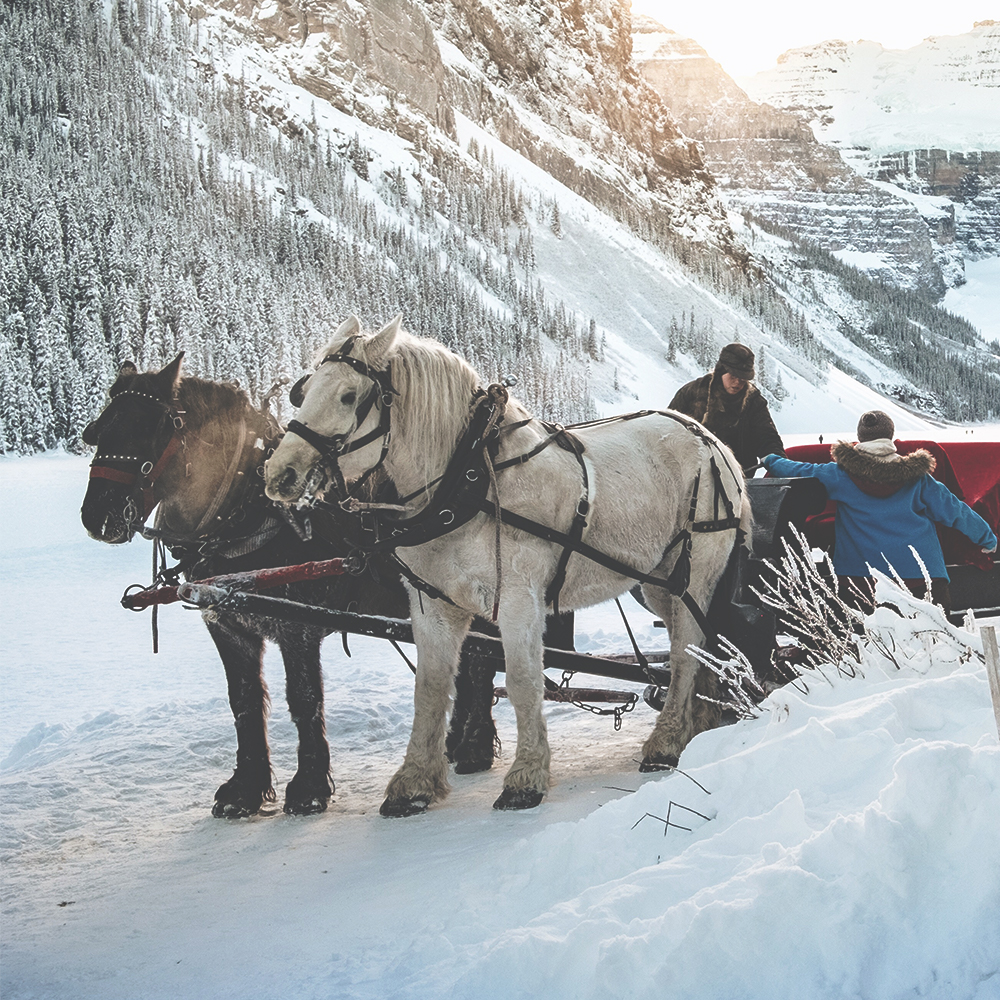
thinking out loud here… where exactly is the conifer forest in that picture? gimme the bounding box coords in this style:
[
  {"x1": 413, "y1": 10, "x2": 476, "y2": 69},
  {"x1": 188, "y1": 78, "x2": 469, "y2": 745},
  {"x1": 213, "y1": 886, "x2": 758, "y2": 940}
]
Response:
[{"x1": 2, "y1": 0, "x2": 998, "y2": 455}]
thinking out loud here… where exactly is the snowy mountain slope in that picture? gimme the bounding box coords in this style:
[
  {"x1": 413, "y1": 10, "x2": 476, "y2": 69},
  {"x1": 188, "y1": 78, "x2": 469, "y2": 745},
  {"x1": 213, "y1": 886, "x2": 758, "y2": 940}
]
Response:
[
  {"x1": 741, "y1": 22, "x2": 1000, "y2": 265},
  {"x1": 3, "y1": 0, "x2": 999, "y2": 465},
  {"x1": 3, "y1": 454, "x2": 1000, "y2": 999},
  {"x1": 632, "y1": 15, "x2": 959, "y2": 294},
  {"x1": 185, "y1": 0, "x2": 736, "y2": 253},
  {"x1": 126, "y1": 0, "x2": 1000, "y2": 423},
  {"x1": 740, "y1": 21, "x2": 1000, "y2": 154}
]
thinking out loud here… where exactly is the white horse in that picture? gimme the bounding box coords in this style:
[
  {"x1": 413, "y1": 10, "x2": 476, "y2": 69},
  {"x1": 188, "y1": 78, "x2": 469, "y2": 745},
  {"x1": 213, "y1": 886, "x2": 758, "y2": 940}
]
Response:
[{"x1": 265, "y1": 316, "x2": 750, "y2": 814}]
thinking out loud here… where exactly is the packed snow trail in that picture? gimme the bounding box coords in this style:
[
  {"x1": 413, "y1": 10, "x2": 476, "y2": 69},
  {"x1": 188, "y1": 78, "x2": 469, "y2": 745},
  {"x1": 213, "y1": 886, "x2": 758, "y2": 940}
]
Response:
[{"x1": 2, "y1": 454, "x2": 999, "y2": 1000}]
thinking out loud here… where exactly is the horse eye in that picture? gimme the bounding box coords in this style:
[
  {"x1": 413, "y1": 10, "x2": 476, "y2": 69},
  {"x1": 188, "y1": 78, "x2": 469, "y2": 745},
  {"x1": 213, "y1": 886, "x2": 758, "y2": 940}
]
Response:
[{"x1": 341, "y1": 391, "x2": 357, "y2": 406}]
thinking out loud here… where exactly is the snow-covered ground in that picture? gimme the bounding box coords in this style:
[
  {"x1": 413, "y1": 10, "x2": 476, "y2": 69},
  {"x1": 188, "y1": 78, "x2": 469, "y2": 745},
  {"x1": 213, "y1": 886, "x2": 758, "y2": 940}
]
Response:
[{"x1": 3, "y1": 455, "x2": 1000, "y2": 999}]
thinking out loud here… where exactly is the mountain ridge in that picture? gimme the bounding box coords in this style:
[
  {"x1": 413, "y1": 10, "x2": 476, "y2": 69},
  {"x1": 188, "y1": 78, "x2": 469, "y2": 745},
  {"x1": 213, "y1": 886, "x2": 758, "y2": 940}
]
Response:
[{"x1": 1, "y1": 0, "x2": 998, "y2": 457}]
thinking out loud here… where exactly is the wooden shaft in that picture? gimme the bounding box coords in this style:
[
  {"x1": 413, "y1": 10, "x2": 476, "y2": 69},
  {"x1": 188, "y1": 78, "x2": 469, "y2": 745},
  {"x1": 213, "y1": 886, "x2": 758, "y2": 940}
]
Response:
[{"x1": 981, "y1": 625, "x2": 1000, "y2": 741}]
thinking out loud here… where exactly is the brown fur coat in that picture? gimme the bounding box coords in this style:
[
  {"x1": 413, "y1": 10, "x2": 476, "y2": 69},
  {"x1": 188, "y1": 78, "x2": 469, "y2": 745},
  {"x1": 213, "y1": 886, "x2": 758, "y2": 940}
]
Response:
[{"x1": 668, "y1": 371, "x2": 785, "y2": 470}]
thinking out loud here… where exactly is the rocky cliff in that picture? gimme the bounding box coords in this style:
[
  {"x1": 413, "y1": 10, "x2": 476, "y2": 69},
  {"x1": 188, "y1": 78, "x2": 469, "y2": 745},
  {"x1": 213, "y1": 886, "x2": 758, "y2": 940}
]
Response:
[
  {"x1": 631, "y1": 16, "x2": 960, "y2": 294},
  {"x1": 741, "y1": 21, "x2": 1000, "y2": 267},
  {"x1": 184, "y1": 0, "x2": 739, "y2": 257}
]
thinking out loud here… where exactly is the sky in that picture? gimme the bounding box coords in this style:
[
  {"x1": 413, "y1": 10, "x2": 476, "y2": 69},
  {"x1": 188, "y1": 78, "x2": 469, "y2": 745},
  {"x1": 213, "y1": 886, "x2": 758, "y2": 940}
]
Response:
[{"x1": 629, "y1": 0, "x2": 994, "y2": 77}]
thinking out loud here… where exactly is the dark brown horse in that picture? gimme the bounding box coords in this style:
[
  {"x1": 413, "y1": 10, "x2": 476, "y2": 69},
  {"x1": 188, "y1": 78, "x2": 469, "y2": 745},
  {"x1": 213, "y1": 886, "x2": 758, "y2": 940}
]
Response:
[{"x1": 80, "y1": 354, "x2": 498, "y2": 817}]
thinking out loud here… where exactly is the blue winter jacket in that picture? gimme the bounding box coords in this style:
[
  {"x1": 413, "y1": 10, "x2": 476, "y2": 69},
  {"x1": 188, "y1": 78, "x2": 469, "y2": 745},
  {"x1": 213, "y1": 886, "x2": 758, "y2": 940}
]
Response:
[{"x1": 761, "y1": 446, "x2": 997, "y2": 580}]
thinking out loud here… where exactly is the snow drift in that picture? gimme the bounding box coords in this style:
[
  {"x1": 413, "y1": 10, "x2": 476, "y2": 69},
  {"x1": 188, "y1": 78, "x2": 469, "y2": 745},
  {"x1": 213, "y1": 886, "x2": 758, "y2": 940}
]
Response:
[{"x1": 3, "y1": 455, "x2": 1000, "y2": 999}]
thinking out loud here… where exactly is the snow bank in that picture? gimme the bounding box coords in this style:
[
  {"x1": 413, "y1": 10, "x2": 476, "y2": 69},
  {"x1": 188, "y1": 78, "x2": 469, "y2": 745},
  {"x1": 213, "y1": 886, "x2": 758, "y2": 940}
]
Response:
[
  {"x1": 3, "y1": 456, "x2": 1000, "y2": 1000},
  {"x1": 402, "y1": 591, "x2": 1000, "y2": 1000}
]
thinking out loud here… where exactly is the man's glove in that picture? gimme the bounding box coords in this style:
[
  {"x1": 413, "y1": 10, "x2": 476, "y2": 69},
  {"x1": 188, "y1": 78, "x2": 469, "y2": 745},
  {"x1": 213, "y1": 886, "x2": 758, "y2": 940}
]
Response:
[{"x1": 983, "y1": 543, "x2": 998, "y2": 555}]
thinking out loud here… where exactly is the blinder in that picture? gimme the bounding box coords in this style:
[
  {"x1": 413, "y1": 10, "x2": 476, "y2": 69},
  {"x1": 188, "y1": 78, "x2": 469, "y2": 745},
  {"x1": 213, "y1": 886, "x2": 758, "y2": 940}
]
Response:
[
  {"x1": 282, "y1": 336, "x2": 399, "y2": 501},
  {"x1": 289, "y1": 374, "x2": 310, "y2": 408}
]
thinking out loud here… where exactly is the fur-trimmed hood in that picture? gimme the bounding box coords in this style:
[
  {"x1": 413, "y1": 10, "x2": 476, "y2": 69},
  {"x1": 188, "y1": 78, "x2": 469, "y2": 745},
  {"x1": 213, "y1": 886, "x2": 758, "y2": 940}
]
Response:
[{"x1": 832, "y1": 440, "x2": 936, "y2": 497}]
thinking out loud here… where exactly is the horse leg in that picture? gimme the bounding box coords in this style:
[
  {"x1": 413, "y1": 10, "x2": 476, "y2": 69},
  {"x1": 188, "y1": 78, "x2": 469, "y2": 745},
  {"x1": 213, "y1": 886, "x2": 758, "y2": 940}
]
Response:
[
  {"x1": 278, "y1": 625, "x2": 335, "y2": 815},
  {"x1": 494, "y1": 594, "x2": 550, "y2": 810},
  {"x1": 380, "y1": 598, "x2": 473, "y2": 817},
  {"x1": 640, "y1": 544, "x2": 730, "y2": 770},
  {"x1": 447, "y1": 650, "x2": 499, "y2": 774},
  {"x1": 638, "y1": 593, "x2": 706, "y2": 770},
  {"x1": 206, "y1": 615, "x2": 276, "y2": 817}
]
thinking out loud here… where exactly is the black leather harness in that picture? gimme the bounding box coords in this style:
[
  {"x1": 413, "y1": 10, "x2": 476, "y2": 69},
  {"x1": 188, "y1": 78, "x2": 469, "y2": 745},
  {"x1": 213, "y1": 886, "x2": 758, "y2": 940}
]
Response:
[{"x1": 287, "y1": 347, "x2": 743, "y2": 638}]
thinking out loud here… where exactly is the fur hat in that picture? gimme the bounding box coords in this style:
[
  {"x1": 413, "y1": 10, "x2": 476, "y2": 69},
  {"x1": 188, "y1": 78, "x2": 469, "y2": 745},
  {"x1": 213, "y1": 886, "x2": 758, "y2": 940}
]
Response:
[
  {"x1": 716, "y1": 343, "x2": 755, "y2": 381},
  {"x1": 857, "y1": 410, "x2": 894, "y2": 442}
]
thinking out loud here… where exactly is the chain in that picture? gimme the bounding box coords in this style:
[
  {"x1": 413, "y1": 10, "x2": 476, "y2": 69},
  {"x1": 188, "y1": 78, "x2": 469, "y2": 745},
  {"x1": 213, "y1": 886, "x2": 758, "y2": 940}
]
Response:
[{"x1": 558, "y1": 670, "x2": 639, "y2": 731}]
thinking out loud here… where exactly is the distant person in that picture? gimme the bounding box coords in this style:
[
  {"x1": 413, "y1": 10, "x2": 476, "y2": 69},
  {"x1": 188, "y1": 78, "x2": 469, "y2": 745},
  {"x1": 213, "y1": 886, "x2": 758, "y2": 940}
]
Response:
[
  {"x1": 669, "y1": 343, "x2": 785, "y2": 471},
  {"x1": 761, "y1": 410, "x2": 997, "y2": 613}
]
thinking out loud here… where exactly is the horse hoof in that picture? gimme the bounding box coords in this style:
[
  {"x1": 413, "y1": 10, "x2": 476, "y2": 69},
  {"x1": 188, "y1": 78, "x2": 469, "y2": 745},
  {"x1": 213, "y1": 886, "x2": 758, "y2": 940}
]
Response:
[
  {"x1": 283, "y1": 796, "x2": 330, "y2": 816},
  {"x1": 454, "y1": 757, "x2": 493, "y2": 775},
  {"x1": 212, "y1": 799, "x2": 258, "y2": 819},
  {"x1": 379, "y1": 796, "x2": 430, "y2": 818},
  {"x1": 493, "y1": 787, "x2": 544, "y2": 810},
  {"x1": 283, "y1": 775, "x2": 334, "y2": 816},
  {"x1": 212, "y1": 774, "x2": 269, "y2": 818},
  {"x1": 638, "y1": 753, "x2": 679, "y2": 773}
]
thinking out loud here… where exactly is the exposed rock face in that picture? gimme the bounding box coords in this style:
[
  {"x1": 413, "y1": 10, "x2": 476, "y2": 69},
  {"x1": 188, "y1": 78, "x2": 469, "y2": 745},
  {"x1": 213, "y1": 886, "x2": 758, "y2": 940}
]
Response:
[
  {"x1": 422, "y1": 0, "x2": 735, "y2": 251},
  {"x1": 186, "y1": 0, "x2": 739, "y2": 257},
  {"x1": 873, "y1": 149, "x2": 1000, "y2": 260},
  {"x1": 191, "y1": 0, "x2": 449, "y2": 127},
  {"x1": 740, "y1": 21, "x2": 1000, "y2": 274},
  {"x1": 631, "y1": 16, "x2": 949, "y2": 294}
]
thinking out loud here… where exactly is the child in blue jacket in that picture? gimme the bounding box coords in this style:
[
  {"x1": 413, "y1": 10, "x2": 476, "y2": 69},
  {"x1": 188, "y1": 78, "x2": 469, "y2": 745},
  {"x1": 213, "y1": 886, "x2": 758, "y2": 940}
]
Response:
[{"x1": 761, "y1": 410, "x2": 997, "y2": 612}]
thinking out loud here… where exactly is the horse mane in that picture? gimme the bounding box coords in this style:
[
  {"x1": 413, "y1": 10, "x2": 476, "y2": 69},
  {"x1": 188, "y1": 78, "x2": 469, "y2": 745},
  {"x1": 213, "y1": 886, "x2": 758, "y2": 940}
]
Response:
[
  {"x1": 175, "y1": 377, "x2": 254, "y2": 431},
  {"x1": 116, "y1": 370, "x2": 267, "y2": 463},
  {"x1": 322, "y1": 326, "x2": 531, "y2": 492}
]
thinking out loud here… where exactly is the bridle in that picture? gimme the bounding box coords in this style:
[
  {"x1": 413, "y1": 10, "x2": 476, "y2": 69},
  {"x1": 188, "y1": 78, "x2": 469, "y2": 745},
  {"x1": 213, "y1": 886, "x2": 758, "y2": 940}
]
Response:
[
  {"x1": 284, "y1": 336, "x2": 398, "y2": 500},
  {"x1": 87, "y1": 390, "x2": 186, "y2": 526}
]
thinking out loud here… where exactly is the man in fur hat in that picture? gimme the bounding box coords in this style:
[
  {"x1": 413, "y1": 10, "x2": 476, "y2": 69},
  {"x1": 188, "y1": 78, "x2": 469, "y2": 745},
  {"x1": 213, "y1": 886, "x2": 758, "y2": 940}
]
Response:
[
  {"x1": 760, "y1": 410, "x2": 997, "y2": 612},
  {"x1": 669, "y1": 343, "x2": 785, "y2": 471}
]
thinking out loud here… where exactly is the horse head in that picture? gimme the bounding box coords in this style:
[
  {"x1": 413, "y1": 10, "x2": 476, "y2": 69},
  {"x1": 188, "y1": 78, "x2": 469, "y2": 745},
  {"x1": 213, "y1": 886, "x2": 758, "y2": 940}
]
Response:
[
  {"x1": 265, "y1": 315, "x2": 400, "y2": 504},
  {"x1": 80, "y1": 354, "x2": 185, "y2": 543}
]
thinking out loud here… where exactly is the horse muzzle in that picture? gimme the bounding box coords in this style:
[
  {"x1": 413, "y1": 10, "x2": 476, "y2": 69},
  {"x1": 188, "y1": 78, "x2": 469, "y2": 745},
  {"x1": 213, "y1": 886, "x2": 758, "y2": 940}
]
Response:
[
  {"x1": 266, "y1": 463, "x2": 304, "y2": 501},
  {"x1": 265, "y1": 458, "x2": 328, "y2": 504},
  {"x1": 81, "y1": 484, "x2": 139, "y2": 544}
]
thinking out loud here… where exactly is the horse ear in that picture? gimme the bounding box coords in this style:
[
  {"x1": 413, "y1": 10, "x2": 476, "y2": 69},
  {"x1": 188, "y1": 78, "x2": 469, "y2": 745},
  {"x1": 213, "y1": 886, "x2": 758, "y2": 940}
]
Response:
[
  {"x1": 333, "y1": 315, "x2": 361, "y2": 344},
  {"x1": 157, "y1": 352, "x2": 184, "y2": 394},
  {"x1": 289, "y1": 374, "x2": 310, "y2": 408},
  {"x1": 119, "y1": 360, "x2": 138, "y2": 375},
  {"x1": 368, "y1": 315, "x2": 401, "y2": 370}
]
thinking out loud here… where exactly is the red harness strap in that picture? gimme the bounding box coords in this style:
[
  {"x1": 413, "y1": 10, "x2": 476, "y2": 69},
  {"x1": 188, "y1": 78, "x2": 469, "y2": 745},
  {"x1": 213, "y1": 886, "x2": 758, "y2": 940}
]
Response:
[
  {"x1": 89, "y1": 431, "x2": 184, "y2": 519},
  {"x1": 89, "y1": 466, "x2": 137, "y2": 485}
]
